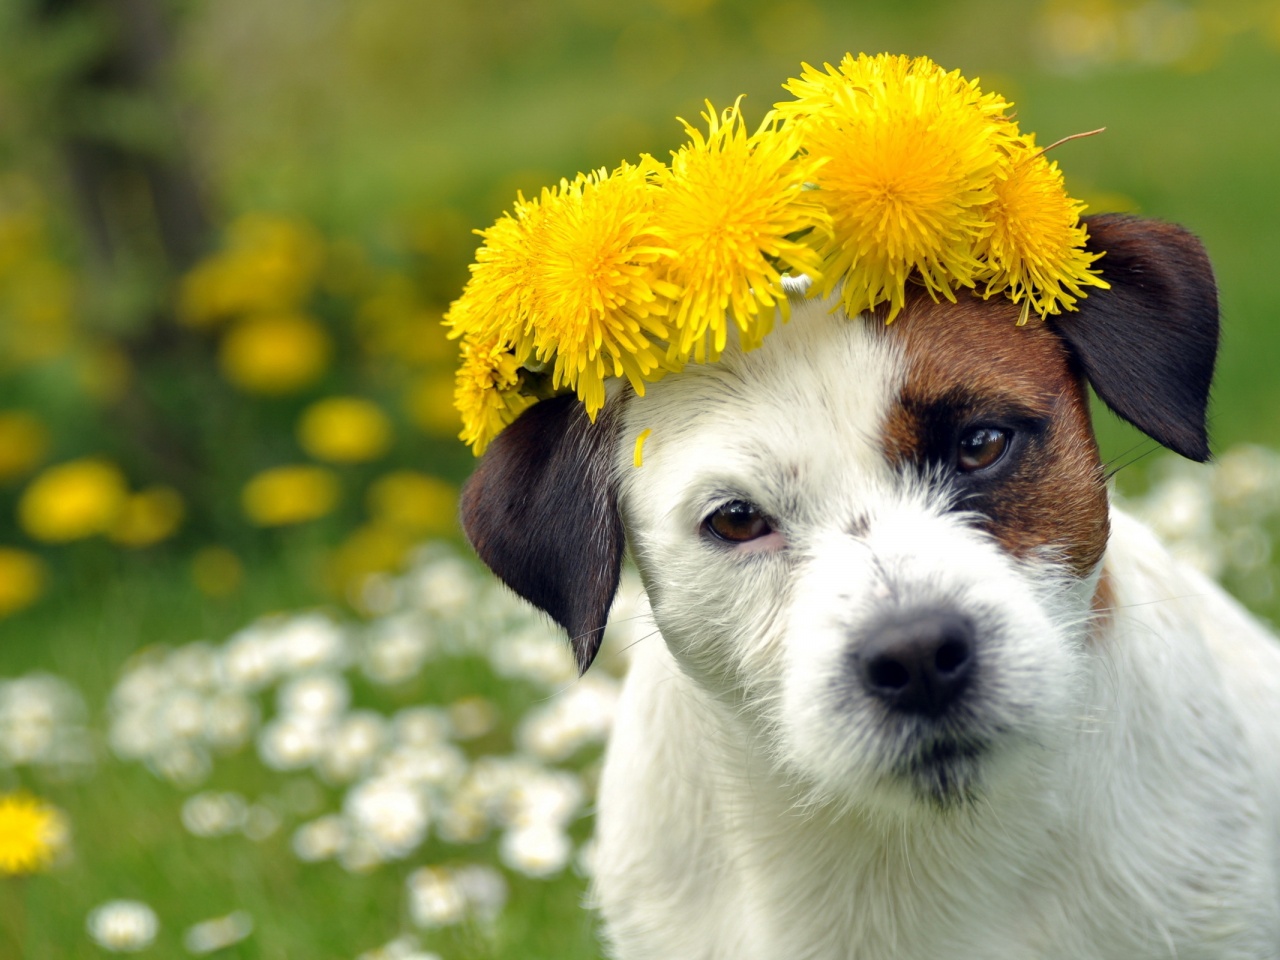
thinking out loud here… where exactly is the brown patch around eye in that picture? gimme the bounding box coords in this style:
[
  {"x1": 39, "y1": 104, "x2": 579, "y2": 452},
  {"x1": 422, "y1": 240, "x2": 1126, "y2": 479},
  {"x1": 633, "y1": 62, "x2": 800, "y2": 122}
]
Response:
[{"x1": 880, "y1": 292, "x2": 1110, "y2": 580}]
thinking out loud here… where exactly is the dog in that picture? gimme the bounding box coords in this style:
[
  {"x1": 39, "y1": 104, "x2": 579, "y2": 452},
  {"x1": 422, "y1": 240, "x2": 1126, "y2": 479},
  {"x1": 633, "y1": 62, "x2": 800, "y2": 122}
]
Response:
[{"x1": 461, "y1": 213, "x2": 1280, "y2": 959}]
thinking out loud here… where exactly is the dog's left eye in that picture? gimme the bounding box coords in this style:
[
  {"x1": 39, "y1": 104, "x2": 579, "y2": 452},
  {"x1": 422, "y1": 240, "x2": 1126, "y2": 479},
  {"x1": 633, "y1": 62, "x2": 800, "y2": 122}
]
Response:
[
  {"x1": 705, "y1": 500, "x2": 773, "y2": 543},
  {"x1": 956, "y1": 426, "x2": 1011, "y2": 473}
]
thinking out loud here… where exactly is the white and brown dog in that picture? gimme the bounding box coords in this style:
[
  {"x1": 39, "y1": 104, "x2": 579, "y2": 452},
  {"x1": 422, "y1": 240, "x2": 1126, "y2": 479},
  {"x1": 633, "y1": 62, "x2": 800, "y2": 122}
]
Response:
[{"x1": 461, "y1": 214, "x2": 1280, "y2": 959}]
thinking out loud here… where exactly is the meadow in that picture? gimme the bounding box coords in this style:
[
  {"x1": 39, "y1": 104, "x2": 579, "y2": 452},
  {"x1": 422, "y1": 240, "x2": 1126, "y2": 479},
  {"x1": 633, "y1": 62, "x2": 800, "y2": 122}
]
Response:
[{"x1": 2, "y1": 1, "x2": 1280, "y2": 957}]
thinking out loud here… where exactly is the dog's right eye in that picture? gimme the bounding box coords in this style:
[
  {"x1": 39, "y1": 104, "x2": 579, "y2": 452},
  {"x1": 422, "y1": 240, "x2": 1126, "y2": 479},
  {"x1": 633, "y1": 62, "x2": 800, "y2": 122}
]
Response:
[{"x1": 705, "y1": 500, "x2": 773, "y2": 543}]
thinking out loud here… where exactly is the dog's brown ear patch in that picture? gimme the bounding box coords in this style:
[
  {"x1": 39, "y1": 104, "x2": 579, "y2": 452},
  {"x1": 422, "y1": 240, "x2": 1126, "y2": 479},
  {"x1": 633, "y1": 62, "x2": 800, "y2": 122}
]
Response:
[
  {"x1": 1051, "y1": 214, "x2": 1219, "y2": 462},
  {"x1": 460, "y1": 394, "x2": 623, "y2": 674}
]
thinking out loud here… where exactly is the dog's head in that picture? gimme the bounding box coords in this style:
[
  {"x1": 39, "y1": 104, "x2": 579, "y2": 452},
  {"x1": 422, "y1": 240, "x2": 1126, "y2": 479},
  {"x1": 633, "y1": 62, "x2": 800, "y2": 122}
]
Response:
[{"x1": 460, "y1": 214, "x2": 1218, "y2": 811}]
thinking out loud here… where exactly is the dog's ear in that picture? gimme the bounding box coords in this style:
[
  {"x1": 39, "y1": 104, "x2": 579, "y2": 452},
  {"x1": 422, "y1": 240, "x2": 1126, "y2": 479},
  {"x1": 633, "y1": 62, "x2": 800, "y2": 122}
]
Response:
[
  {"x1": 1050, "y1": 213, "x2": 1219, "y2": 462},
  {"x1": 460, "y1": 394, "x2": 624, "y2": 674}
]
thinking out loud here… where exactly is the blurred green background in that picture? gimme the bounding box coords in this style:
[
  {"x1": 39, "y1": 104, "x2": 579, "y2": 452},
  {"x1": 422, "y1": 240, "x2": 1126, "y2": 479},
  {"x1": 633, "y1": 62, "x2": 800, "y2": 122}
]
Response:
[{"x1": 1, "y1": 0, "x2": 1279, "y2": 957}]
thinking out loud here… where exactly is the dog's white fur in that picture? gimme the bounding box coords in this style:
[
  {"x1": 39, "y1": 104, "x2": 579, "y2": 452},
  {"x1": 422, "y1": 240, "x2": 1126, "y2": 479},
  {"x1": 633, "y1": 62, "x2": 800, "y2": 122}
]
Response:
[{"x1": 587, "y1": 295, "x2": 1280, "y2": 959}]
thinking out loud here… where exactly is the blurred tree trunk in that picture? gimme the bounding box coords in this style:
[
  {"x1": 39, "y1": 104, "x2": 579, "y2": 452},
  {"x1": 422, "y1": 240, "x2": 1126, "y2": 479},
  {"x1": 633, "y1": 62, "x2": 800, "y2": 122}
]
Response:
[
  {"x1": 33, "y1": 0, "x2": 217, "y2": 502},
  {"x1": 41, "y1": 0, "x2": 209, "y2": 274}
]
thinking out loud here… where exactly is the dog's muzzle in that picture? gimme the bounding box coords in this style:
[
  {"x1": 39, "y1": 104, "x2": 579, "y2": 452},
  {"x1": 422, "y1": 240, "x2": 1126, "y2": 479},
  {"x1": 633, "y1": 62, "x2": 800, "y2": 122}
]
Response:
[{"x1": 854, "y1": 611, "x2": 976, "y2": 717}]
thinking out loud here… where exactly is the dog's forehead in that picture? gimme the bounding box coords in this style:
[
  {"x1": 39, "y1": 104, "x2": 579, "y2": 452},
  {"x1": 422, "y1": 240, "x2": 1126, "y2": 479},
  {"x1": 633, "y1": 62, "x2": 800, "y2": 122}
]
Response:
[
  {"x1": 887, "y1": 293, "x2": 1076, "y2": 414},
  {"x1": 621, "y1": 298, "x2": 906, "y2": 494},
  {"x1": 621, "y1": 294, "x2": 1074, "y2": 481}
]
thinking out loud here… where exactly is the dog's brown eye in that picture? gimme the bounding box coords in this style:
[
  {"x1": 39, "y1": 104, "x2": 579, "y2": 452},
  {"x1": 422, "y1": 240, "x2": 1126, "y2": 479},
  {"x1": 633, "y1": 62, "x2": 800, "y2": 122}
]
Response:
[
  {"x1": 706, "y1": 501, "x2": 772, "y2": 543},
  {"x1": 957, "y1": 427, "x2": 1010, "y2": 472}
]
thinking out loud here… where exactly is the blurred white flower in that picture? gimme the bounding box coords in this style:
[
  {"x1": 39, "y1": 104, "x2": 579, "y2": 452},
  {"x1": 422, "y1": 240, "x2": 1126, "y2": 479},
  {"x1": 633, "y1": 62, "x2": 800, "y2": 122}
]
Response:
[
  {"x1": 363, "y1": 616, "x2": 434, "y2": 686},
  {"x1": 277, "y1": 672, "x2": 350, "y2": 720},
  {"x1": 86, "y1": 900, "x2": 160, "y2": 953},
  {"x1": 181, "y1": 791, "x2": 248, "y2": 837},
  {"x1": 1214, "y1": 446, "x2": 1280, "y2": 515},
  {"x1": 0, "y1": 673, "x2": 90, "y2": 770},
  {"x1": 203, "y1": 693, "x2": 258, "y2": 753},
  {"x1": 274, "y1": 613, "x2": 350, "y2": 674},
  {"x1": 517, "y1": 675, "x2": 619, "y2": 761},
  {"x1": 320, "y1": 711, "x2": 388, "y2": 784},
  {"x1": 167, "y1": 642, "x2": 222, "y2": 690},
  {"x1": 448, "y1": 696, "x2": 498, "y2": 740},
  {"x1": 392, "y1": 707, "x2": 452, "y2": 747},
  {"x1": 453, "y1": 863, "x2": 508, "y2": 921},
  {"x1": 435, "y1": 793, "x2": 489, "y2": 845},
  {"x1": 500, "y1": 822, "x2": 573, "y2": 877},
  {"x1": 160, "y1": 690, "x2": 207, "y2": 741},
  {"x1": 406, "y1": 866, "x2": 469, "y2": 928},
  {"x1": 490, "y1": 628, "x2": 577, "y2": 688},
  {"x1": 258, "y1": 715, "x2": 331, "y2": 771},
  {"x1": 408, "y1": 557, "x2": 477, "y2": 618},
  {"x1": 222, "y1": 624, "x2": 280, "y2": 691},
  {"x1": 292, "y1": 814, "x2": 347, "y2": 863},
  {"x1": 149, "y1": 742, "x2": 211, "y2": 788},
  {"x1": 508, "y1": 771, "x2": 585, "y2": 829},
  {"x1": 357, "y1": 934, "x2": 442, "y2": 960},
  {"x1": 376, "y1": 742, "x2": 467, "y2": 792},
  {"x1": 183, "y1": 910, "x2": 253, "y2": 954},
  {"x1": 345, "y1": 775, "x2": 430, "y2": 859}
]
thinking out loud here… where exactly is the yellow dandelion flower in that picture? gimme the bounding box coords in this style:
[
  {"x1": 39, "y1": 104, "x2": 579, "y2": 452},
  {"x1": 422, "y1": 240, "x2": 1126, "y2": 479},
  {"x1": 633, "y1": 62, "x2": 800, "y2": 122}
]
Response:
[
  {"x1": 18, "y1": 459, "x2": 128, "y2": 543},
  {"x1": 0, "y1": 547, "x2": 45, "y2": 618},
  {"x1": 979, "y1": 137, "x2": 1109, "y2": 319},
  {"x1": 178, "y1": 214, "x2": 324, "y2": 328},
  {"x1": 366, "y1": 471, "x2": 458, "y2": 536},
  {"x1": 0, "y1": 411, "x2": 49, "y2": 483},
  {"x1": 778, "y1": 53, "x2": 1017, "y2": 320},
  {"x1": 657, "y1": 100, "x2": 829, "y2": 363},
  {"x1": 218, "y1": 312, "x2": 332, "y2": 395},
  {"x1": 444, "y1": 203, "x2": 546, "y2": 358},
  {"x1": 454, "y1": 336, "x2": 537, "y2": 457},
  {"x1": 297, "y1": 397, "x2": 394, "y2": 464},
  {"x1": 525, "y1": 161, "x2": 679, "y2": 417},
  {"x1": 109, "y1": 487, "x2": 185, "y2": 547},
  {"x1": 0, "y1": 792, "x2": 68, "y2": 875},
  {"x1": 241, "y1": 465, "x2": 340, "y2": 527}
]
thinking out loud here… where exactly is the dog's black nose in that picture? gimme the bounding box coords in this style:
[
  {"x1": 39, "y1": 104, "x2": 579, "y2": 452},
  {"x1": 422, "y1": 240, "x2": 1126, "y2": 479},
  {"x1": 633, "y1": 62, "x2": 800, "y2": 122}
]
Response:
[{"x1": 859, "y1": 613, "x2": 976, "y2": 716}]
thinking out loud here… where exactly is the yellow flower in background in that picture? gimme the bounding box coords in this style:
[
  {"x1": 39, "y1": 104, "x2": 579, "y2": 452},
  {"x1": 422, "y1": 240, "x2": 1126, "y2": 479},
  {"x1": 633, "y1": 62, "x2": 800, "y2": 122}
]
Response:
[
  {"x1": 191, "y1": 546, "x2": 244, "y2": 598},
  {"x1": 0, "y1": 548, "x2": 45, "y2": 618},
  {"x1": 18, "y1": 459, "x2": 128, "y2": 543},
  {"x1": 978, "y1": 137, "x2": 1109, "y2": 319},
  {"x1": 0, "y1": 792, "x2": 68, "y2": 874},
  {"x1": 178, "y1": 214, "x2": 325, "y2": 328},
  {"x1": 242, "y1": 465, "x2": 340, "y2": 527},
  {"x1": 367, "y1": 471, "x2": 458, "y2": 536},
  {"x1": 0, "y1": 257, "x2": 75, "y2": 366},
  {"x1": 0, "y1": 411, "x2": 49, "y2": 483},
  {"x1": 219, "y1": 313, "x2": 332, "y2": 395},
  {"x1": 778, "y1": 53, "x2": 1016, "y2": 320},
  {"x1": 454, "y1": 336, "x2": 537, "y2": 457},
  {"x1": 297, "y1": 397, "x2": 393, "y2": 464},
  {"x1": 406, "y1": 374, "x2": 461, "y2": 438},
  {"x1": 109, "y1": 487, "x2": 186, "y2": 548},
  {"x1": 658, "y1": 100, "x2": 828, "y2": 363}
]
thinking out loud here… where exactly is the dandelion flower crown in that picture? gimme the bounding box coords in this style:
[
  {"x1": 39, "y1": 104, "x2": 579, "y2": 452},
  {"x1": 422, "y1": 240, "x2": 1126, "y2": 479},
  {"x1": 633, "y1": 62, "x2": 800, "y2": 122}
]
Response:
[{"x1": 446, "y1": 53, "x2": 1109, "y2": 455}]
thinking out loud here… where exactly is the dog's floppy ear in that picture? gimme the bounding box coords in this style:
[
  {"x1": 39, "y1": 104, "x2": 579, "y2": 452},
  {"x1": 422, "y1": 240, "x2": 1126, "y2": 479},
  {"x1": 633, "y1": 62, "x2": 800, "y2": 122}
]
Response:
[
  {"x1": 1050, "y1": 213, "x2": 1219, "y2": 462},
  {"x1": 460, "y1": 394, "x2": 624, "y2": 674}
]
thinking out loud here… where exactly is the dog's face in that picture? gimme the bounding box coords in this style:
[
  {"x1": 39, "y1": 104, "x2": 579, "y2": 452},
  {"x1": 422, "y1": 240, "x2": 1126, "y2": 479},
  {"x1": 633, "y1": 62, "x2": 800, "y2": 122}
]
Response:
[
  {"x1": 612, "y1": 291, "x2": 1106, "y2": 810},
  {"x1": 461, "y1": 214, "x2": 1219, "y2": 813}
]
